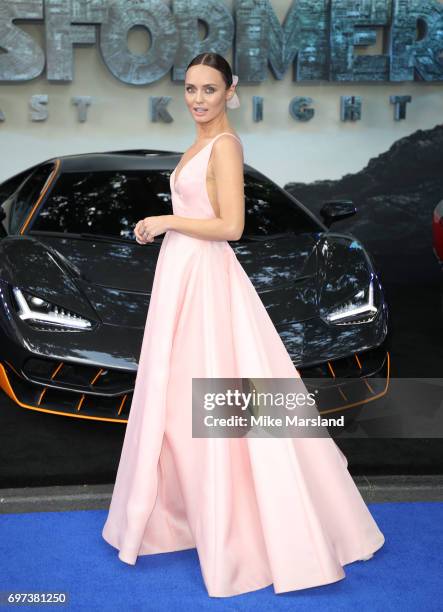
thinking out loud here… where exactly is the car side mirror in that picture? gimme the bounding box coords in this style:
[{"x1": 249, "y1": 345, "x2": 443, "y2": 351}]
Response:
[
  {"x1": 320, "y1": 200, "x2": 357, "y2": 228},
  {"x1": 0, "y1": 207, "x2": 5, "y2": 223}
]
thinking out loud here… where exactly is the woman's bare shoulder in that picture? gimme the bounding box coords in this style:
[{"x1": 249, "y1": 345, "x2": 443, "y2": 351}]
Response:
[
  {"x1": 223, "y1": 131, "x2": 242, "y2": 142},
  {"x1": 214, "y1": 131, "x2": 243, "y2": 150}
]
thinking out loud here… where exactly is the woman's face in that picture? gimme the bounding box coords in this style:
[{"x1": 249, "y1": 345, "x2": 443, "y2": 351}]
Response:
[{"x1": 184, "y1": 65, "x2": 233, "y2": 122}]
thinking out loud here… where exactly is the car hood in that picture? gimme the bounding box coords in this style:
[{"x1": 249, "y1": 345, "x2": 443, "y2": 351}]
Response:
[{"x1": 0, "y1": 232, "x2": 322, "y2": 328}]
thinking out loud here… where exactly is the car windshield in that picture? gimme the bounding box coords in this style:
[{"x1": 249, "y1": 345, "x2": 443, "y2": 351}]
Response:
[
  {"x1": 243, "y1": 174, "x2": 320, "y2": 236},
  {"x1": 30, "y1": 170, "x2": 173, "y2": 240},
  {"x1": 29, "y1": 169, "x2": 320, "y2": 240}
]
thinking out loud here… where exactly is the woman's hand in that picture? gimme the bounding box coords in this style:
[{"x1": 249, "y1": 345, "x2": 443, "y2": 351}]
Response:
[
  {"x1": 134, "y1": 219, "x2": 151, "y2": 244},
  {"x1": 134, "y1": 215, "x2": 172, "y2": 244}
]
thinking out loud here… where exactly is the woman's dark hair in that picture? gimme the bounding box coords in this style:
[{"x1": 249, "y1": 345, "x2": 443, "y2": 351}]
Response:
[{"x1": 186, "y1": 53, "x2": 233, "y2": 89}]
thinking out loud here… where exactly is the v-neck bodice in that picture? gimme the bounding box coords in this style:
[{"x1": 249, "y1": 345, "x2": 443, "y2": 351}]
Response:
[{"x1": 170, "y1": 132, "x2": 242, "y2": 219}]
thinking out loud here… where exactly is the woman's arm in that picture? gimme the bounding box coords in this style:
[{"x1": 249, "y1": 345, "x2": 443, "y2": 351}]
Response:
[{"x1": 136, "y1": 136, "x2": 244, "y2": 243}]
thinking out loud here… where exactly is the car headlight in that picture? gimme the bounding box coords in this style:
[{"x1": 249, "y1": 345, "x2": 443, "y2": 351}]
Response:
[
  {"x1": 323, "y1": 280, "x2": 378, "y2": 325},
  {"x1": 12, "y1": 287, "x2": 93, "y2": 330}
]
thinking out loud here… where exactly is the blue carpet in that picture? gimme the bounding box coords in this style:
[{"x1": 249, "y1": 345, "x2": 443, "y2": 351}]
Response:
[{"x1": 0, "y1": 502, "x2": 442, "y2": 611}]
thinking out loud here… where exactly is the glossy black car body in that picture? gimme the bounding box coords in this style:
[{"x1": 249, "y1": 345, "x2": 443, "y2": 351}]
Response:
[
  {"x1": 0, "y1": 151, "x2": 390, "y2": 423},
  {"x1": 433, "y1": 199, "x2": 443, "y2": 266}
]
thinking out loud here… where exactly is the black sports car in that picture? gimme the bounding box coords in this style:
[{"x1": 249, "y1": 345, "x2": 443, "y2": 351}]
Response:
[{"x1": 0, "y1": 150, "x2": 390, "y2": 423}]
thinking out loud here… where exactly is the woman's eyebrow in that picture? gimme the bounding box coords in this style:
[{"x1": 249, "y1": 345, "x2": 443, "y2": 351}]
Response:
[{"x1": 185, "y1": 82, "x2": 218, "y2": 87}]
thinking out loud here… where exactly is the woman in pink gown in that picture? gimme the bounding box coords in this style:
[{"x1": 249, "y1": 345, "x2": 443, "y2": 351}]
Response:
[{"x1": 102, "y1": 52, "x2": 385, "y2": 597}]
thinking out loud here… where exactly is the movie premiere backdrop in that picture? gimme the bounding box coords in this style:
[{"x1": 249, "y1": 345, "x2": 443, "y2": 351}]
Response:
[{"x1": 0, "y1": 0, "x2": 442, "y2": 486}]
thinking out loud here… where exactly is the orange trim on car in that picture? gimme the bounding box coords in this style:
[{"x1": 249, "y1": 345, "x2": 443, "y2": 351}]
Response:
[
  {"x1": 19, "y1": 159, "x2": 61, "y2": 235},
  {"x1": 354, "y1": 351, "x2": 375, "y2": 393},
  {"x1": 77, "y1": 394, "x2": 85, "y2": 411},
  {"x1": 90, "y1": 368, "x2": 103, "y2": 385},
  {"x1": 37, "y1": 387, "x2": 47, "y2": 405},
  {"x1": 117, "y1": 394, "x2": 128, "y2": 416},
  {"x1": 0, "y1": 362, "x2": 128, "y2": 424},
  {"x1": 363, "y1": 378, "x2": 375, "y2": 394},
  {"x1": 319, "y1": 351, "x2": 390, "y2": 415},
  {"x1": 38, "y1": 361, "x2": 63, "y2": 405},
  {"x1": 51, "y1": 362, "x2": 64, "y2": 379},
  {"x1": 337, "y1": 387, "x2": 348, "y2": 401},
  {"x1": 327, "y1": 360, "x2": 348, "y2": 401},
  {"x1": 327, "y1": 361, "x2": 335, "y2": 378},
  {"x1": 0, "y1": 351, "x2": 390, "y2": 423}
]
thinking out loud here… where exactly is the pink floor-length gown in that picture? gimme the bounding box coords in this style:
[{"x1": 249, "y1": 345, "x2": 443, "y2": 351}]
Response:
[{"x1": 101, "y1": 131, "x2": 385, "y2": 597}]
